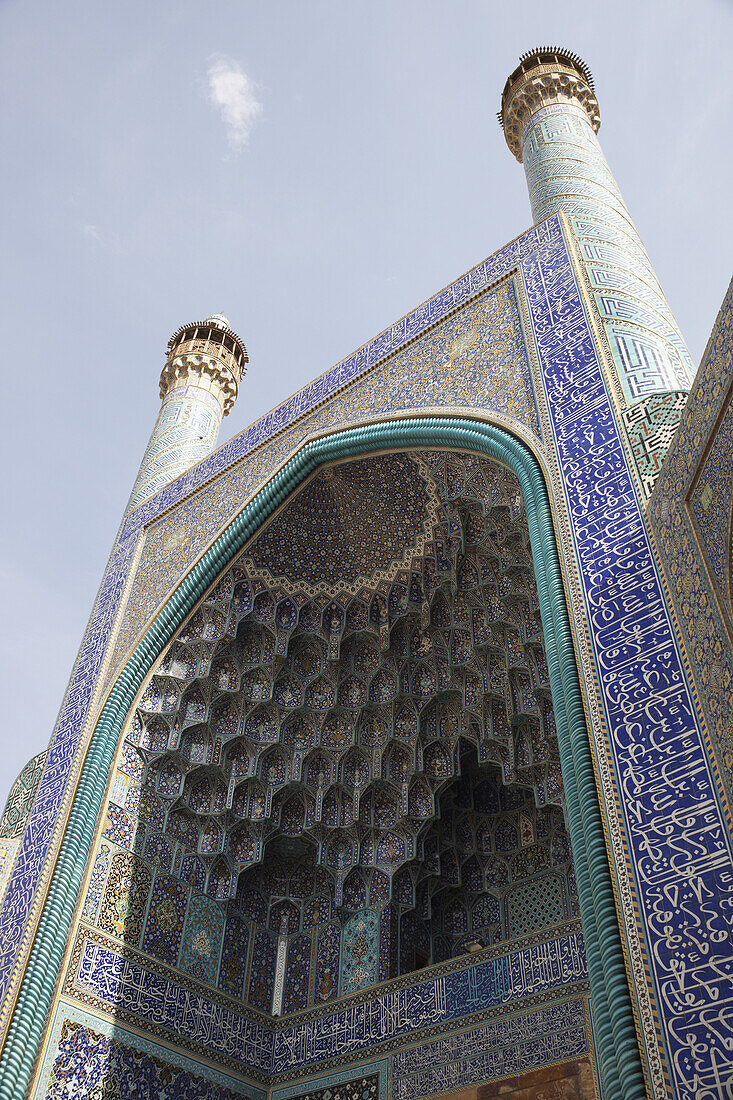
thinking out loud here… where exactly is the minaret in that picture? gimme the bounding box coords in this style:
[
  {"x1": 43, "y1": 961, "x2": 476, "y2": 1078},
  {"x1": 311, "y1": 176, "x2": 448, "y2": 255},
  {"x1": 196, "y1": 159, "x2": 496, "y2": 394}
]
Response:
[
  {"x1": 500, "y1": 49, "x2": 692, "y2": 494},
  {"x1": 126, "y1": 314, "x2": 248, "y2": 512}
]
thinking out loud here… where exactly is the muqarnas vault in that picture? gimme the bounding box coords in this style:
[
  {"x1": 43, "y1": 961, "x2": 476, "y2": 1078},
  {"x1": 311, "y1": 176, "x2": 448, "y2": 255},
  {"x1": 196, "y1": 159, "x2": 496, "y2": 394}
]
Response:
[{"x1": 0, "y1": 48, "x2": 732, "y2": 1100}]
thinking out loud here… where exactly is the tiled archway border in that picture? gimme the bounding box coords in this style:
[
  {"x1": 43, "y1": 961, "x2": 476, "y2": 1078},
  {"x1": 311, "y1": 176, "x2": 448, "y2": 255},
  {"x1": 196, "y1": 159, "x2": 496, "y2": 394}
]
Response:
[{"x1": 0, "y1": 417, "x2": 644, "y2": 1100}]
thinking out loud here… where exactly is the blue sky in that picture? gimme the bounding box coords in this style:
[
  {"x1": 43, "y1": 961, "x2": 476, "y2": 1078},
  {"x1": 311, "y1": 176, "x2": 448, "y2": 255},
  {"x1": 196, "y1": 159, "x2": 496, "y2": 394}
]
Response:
[{"x1": 0, "y1": 0, "x2": 731, "y2": 809}]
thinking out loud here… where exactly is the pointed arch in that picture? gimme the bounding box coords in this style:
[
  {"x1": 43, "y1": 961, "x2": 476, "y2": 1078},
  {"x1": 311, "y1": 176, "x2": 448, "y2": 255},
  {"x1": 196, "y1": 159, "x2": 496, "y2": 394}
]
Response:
[{"x1": 0, "y1": 415, "x2": 643, "y2": 1100}]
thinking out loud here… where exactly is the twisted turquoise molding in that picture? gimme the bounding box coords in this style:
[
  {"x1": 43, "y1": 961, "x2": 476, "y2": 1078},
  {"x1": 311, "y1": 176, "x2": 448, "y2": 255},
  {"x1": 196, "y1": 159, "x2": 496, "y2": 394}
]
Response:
[{"x1": 0, "y1": 416, "x2": 645, "y2": 1100}]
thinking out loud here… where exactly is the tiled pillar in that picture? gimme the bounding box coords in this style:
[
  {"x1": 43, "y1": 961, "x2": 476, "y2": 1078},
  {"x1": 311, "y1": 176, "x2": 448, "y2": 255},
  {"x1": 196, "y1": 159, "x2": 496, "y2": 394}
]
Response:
[
  {"x1": 500, "y1": 49, "x2": 693, "y2": 495},
  {"x1": 126, "y1": 314, "x2": 248, "y2": 512}
]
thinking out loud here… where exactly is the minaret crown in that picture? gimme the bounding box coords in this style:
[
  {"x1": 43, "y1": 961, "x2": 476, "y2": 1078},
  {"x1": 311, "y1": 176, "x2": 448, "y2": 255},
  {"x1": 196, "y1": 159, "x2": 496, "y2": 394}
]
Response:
[
  {"x1": 499, "y1": 47, "x2": 600, "y2": 162},
  {"x1": 160, "y1": 316, "x2": 249, "y2": 415},
  {"x1": 205, "y1": 313, "x2": 231, "y2": 330}
]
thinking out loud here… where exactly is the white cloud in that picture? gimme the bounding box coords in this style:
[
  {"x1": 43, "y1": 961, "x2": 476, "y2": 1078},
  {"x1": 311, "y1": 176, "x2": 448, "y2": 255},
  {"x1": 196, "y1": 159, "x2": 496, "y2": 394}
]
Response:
[
  {"x1": 81, "y1": 223, "x2": 122, "y2": 253},
  {"x1": 207, "y1": 55, "x2": 262, "y2": 151}
]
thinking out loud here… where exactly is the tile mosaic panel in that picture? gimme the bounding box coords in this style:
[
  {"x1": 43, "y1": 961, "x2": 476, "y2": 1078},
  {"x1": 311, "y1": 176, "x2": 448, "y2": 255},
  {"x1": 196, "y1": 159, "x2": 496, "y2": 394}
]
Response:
[
  {"x1": 65, "y1": 925, "x2": 585, "y2": 1077},
  {"x1": 219, "y1": 912, "x2": 250, "y2": 999},
  {"x1": 621, "y1": 391, "x2": 688, "y2": 500},
  {"x1": 81, "y1": 844, "x2": 111, "y2": 925},
  {"x1": 35, "y1": 1000, "x2": 265, "y2": 1099},
  {"x1": 0, "y1": 751, "x2": 48, "y2": 839},
  {"x1": 43, "y1": 1018, "x2": 243, "y2": 1100},
  {"x1": 283, "y1": 933, "x2": 312, "y2": 1016},
  {"x1": 340, "y1": 908, "x2": 379, "y2": 996},
  {"x1": 270, "y1": 1060, "x2": 386, "y2": 1100},
  {"x1": 523, "y1": 219, "x2": 733, "y2": 1097},
  {"x1": 391, "y1": 997, "x2": 589, "y2": 1100},
  {"x1": 688, "y1": 385, "x2": 733, "y2": 602},
  {"x1": 248, "y1": 928, "x2": 277, "y2": 1013},
  {"x1": 179, "y1": 894, "x2": 226, "y2": 985},
  {"x1": 378, "y1": 905, "x2": 397, "y2": 983},
  {"x1": 97, "y1": 851, "x2": 151, "y2": 946},
  {"x1": 108, "y1": 277, "x2": 538, "y2": 674},
  {"x1": 272, "y1": 1072, "x2": 379, "y2": 1100},
  {"x1": 313, "y1": 920, "x2": 340, "y2": 1005},
  {"x1": 0, "y1": 840, "x2": 19, "y2": 906},
  {"x1": 101, "y1": 802, "x2": 139, "y2": 850},
  {"x1": 141, "y1": 873, "x2": 187, "y2": 966}
]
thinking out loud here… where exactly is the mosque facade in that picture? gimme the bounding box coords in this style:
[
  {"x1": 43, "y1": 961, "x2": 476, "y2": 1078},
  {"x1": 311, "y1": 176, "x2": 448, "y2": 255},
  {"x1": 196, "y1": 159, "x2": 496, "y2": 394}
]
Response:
[{"x1": 0, "y1": 48, "x2": 732, "y2": 1100}]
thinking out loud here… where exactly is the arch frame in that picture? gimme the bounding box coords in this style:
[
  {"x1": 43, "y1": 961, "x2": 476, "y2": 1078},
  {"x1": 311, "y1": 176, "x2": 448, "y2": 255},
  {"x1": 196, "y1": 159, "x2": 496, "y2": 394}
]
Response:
[{"x1": 0, "y1": 414, "x2": 645, "y2": 1100}]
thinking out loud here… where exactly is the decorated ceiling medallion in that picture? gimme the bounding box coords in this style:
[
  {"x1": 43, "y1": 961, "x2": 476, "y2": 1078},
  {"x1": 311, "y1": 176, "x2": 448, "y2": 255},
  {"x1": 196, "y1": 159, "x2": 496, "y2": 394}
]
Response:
[{"x1": 243, "y1": 452, "x2": 442, "y2": 597}]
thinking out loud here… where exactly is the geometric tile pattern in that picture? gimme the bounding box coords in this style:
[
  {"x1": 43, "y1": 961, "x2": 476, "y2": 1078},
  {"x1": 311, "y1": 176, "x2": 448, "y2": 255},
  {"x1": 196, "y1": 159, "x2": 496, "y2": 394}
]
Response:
[
  {"x1": 505, "y1": 874, "x2": 564, "y2": 939},
  {"x1": 0, "y1": 751, "x2": 47, "y2": 839},
  {"x1": 622, "y1": 390, "x2": 688, "y2": 500},
  {"x1": 521, "y1": 97, "x2": 692, "y2": 505},
  {"x1": 127, "y1": 387, "x2": 222, "y2": 513}
]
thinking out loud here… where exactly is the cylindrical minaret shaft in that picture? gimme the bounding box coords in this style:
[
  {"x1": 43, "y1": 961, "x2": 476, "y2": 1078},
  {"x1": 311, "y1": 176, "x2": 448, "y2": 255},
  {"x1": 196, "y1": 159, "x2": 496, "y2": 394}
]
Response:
[
  {"x1": 126, "y1": 314, "x2": 248, "y2": 512},
  {"x1": 500, "y1": 49, "x2": 692, "y2": 494}
]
